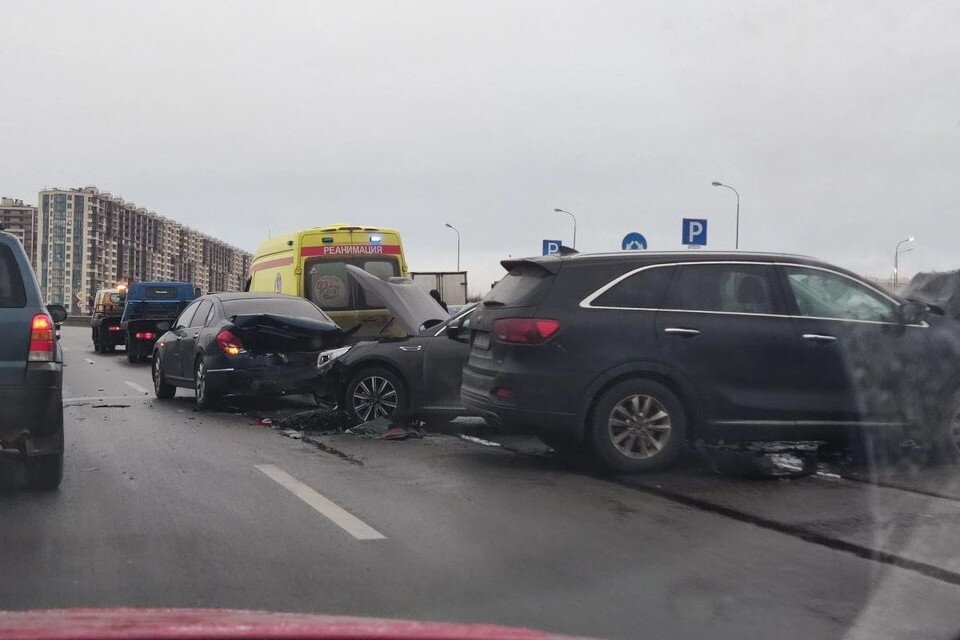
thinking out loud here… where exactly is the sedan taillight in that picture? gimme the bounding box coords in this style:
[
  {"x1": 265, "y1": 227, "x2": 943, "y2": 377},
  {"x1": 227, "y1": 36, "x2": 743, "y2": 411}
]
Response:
[
  {"x1": 28, "y1": 314, "x2": 56, "y2": 361},
  {"x1": 216, "y1": 330, "x2": 246, "y2": 356},
  {"x1": 493, "y1": 318, "x2": 561, "y2": 344}
]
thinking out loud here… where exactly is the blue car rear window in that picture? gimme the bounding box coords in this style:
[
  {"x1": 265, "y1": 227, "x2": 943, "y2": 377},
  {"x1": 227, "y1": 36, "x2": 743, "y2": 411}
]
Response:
[{"x1": 0, "y1": 244, "x2": 26, "y2": 308}]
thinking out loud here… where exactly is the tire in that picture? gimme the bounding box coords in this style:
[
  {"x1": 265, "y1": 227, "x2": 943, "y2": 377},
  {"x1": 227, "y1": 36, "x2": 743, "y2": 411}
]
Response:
[
  {"x1": 194, "y1": 357, "x2": 221, "y2": 410},
  {"x1": 586, "y1": 379, "x2": 687, "y2": 474},
  {"x1": 343, "y1": 367, "x2": 407, "y2": 424},
  {"x1": 152, "y1": 351, "x2": 177, "y2": 399},
  {"x1": 127, "y1": 347, "x2": 139, "y2": 364},
  {"x1": 25, "y1": 454, "x2": 64, "y2": 491}
]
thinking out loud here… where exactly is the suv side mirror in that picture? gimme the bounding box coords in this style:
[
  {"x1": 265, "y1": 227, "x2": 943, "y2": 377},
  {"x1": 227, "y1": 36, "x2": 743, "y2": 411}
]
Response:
[
  {"x1": 156, "y1": 321, "x2": 172, "y2": 332},
  {"x1": 47, "y1": 304, "x2": 68, "y2": 324},
  {"x1": 899, "y1": 301, "x2": 928, "y2": 325}
]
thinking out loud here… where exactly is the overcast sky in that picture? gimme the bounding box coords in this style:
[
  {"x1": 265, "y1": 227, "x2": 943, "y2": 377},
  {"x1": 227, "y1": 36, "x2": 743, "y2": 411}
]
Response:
[{"x1": 2, "y1": 0, "x2": 958, "y2": 292}]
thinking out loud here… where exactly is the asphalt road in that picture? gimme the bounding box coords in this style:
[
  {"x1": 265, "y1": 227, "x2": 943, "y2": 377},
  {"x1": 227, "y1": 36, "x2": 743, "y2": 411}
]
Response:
[{"x1": 3, "y1": 326, "x2": 960, "y2": 640}]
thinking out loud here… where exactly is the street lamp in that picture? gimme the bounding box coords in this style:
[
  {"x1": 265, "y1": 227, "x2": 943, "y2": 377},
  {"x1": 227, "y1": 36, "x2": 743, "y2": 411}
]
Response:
[
  {"x1": 553, "y1": 208, "x2": 577, "y2": 249},
  {"x1": 711, "y1": 181, "x2": 741, "y2": 249},
  {"x1": 894, "y1": 236, "x2": 915, "y2": 287},
  {"x1": 445, "y1": 223, "x2": 461, "y2": 271}
]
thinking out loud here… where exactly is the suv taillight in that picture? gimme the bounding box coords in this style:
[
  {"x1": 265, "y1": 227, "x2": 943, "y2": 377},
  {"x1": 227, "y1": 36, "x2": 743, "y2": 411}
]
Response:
[
  {"x1": 493, "y1": 318, "x2": 561, "y2": 344},
  {"x1": 28, "y1": 314, "x2": 56, "y2": 362},
  {"x1": 216, "y1": 330, "x2": 246, "y2": 356}
]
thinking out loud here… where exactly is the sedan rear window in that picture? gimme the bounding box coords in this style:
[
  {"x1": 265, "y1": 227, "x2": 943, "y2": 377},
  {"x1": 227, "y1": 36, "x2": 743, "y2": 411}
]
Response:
[
  {"x1": 0, "y1": 244, "x2": 26, "y2": 308},
  {"x1": 223, "y1": 298, "x2": 332, "y2": 322}
]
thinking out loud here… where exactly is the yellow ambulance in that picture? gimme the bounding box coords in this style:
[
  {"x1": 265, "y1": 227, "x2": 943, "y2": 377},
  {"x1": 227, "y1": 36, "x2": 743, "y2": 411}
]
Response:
[{"x1": 248, "y1": 224, "x2": 408, "y2": 337}]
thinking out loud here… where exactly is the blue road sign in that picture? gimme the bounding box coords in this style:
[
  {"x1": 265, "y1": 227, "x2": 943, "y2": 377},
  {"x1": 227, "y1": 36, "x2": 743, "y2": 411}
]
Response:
[
  {"x1": 542, "y1": 239, "x2": 562, "y2": 256},
  {"x1": 682, "y1": 218, "x2": 708, "y2": 246},
  {"x1": 621, "y1": 232, "x2": 648, "y2": 251}
]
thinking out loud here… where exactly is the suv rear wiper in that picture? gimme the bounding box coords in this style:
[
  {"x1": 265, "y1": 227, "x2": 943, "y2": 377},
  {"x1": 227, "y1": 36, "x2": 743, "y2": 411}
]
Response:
[{"x1": 483, "y1": 300, "x2": 506, "y2": 307}]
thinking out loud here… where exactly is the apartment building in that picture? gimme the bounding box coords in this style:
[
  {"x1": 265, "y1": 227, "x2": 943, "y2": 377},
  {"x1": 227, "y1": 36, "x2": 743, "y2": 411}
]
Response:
[
  {"x1": 0, "y1": 197, "x2": 38, "y2": 270},
  {"x1": 36, "y1": 186, "x2": 250, "y2": 313}
]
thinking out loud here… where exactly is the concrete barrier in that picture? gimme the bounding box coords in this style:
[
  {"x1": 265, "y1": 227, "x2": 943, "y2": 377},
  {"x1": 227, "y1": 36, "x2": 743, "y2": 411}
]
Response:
[{"x1": 62, "y1": 315, "x2": 92, "y2": 327}]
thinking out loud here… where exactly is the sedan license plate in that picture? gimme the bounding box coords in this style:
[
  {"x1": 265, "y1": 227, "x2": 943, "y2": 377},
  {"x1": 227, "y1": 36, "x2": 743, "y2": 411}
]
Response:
[{"x1": 473, "y1": 332, "x2": 491, "y2": 351}]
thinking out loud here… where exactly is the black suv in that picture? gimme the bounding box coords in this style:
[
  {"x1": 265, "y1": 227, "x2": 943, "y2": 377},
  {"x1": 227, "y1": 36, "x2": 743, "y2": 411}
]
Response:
[
  {"x1": 0, "y1": 224, "x2": 68, "y2": 489},
  {"x1": 459, "y1": 252, "x2": 960, "y2": 473}
]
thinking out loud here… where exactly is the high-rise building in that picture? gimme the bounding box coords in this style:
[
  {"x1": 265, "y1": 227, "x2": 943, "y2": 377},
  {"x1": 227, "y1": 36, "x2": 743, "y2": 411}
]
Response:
[
  {"x1": 36, "y1": 186, "x2": 250, "y2": 313},
  {"x1": 0, "y1": 197, "x2": 38, "y2": 270}
]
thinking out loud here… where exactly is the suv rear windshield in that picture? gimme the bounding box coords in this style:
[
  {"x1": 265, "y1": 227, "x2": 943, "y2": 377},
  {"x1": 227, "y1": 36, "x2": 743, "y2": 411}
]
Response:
[
  {"x1": 223, "y1": 298, "x2": 333, "y2": 323},
  {"x1": 485, "y1": 263, "x2": 554, "y2": 307},
  {"x1": 0, "y1": 244, "x2": 26, "y2": 308}
]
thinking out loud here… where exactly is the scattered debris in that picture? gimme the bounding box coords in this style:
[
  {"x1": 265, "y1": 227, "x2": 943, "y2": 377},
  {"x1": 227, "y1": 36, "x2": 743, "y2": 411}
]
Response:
[
  {"x1": 85, "y1": 467, "x2": 99, "y2": 472},
  {"x1": 345, "y1": 417, "x2": 394, "y2": 438},
  {"x1": 92, "y1": 404, "x2": 130, "y2": 409},
  {"x1": 275, "y1": 408, "x2": 353, "y2": 433},
  {"x1": 256, "y1": 417, "x2": 273, "y2": 427},
  {"x1": 280, "y1": 429, "x2": 304, "y2": 440},
  {"x1": 383, "y1": 427, "x2": 424, "y2": 440},
  {"x1": 699, "y1": 441, "x2": 822, "y2": 479}
]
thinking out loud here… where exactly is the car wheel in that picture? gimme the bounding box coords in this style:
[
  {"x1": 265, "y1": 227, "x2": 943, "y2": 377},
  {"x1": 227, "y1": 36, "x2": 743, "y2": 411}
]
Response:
[
  {"x1": 24, "y1": 454, "x2": 64, "y2": 491},
  {"x1": 586, "y1": 379, "x2": 687, "y2": 473},
  {"x1": 344, "y1": 367, "x2": 406, "y2": 424},
  {"x1": 194, "y1": 358, "x2": 220, "y2": 410},
  {"x1": 152, "y1": 351, "x2": 177, "y2": 399}
]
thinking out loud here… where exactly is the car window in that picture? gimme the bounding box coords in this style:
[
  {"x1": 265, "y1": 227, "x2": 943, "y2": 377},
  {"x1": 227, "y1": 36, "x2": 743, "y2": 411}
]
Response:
[
  {"x1": 0, "y1": 244, "x2": 26, "y2": 308},
  {"x1": 664, "y1": 264, "x2": 778, "y2": 314},
  {"x1": 591, "y1": 266, "x2": 675, "y2": 309},
  {"x1": 190, "y1": 300, "x2": 213, "y2": 327},
  {"x1": 204, "y1": 303, "x2": 217, "y2": 326},
  {"x1": 783, "y1": 266, "x2": 897, "y2": 322},
  {"x1": 174, "y1": 300, "x2": 201, "y2": 328}
]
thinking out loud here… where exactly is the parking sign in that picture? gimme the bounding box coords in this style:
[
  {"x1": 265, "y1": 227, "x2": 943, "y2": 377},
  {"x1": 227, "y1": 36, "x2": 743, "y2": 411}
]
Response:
[
  {"x1": 682, "y1": 218, "x2": 707, "y2": 246},
  {"x1": 542, "y1": 239, "x2": 562, "y2": 256}
]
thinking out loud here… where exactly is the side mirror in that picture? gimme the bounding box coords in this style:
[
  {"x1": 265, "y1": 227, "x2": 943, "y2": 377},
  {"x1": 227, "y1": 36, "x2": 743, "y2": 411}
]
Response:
[
  {"x1": 156, "y1": 321, "x2": 172, "y2": 332},
  {"x1": 47, "y1": 304, "x2": 68, "y2": 324},
  {"x1": 446, "y1": 321, "x2": 470, "y2": 343},
  {"x1": 899, "y1": 301, "x2": 928, "y2": 325}
]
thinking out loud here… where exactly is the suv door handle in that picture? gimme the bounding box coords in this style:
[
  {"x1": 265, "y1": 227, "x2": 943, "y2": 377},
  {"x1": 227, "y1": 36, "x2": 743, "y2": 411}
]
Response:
[
  {"x1": 399, "y1": 345, "x2": 423, "y2": 352},
  {"x1": 193, "y1": 333, "x2": 200, "y2": 339},
  {"x1": 664, "y1": 327, "x2": 700, "y2": 336},
  {"x1": 802, "y1": 333, "x2": 837, "y2": 343}
]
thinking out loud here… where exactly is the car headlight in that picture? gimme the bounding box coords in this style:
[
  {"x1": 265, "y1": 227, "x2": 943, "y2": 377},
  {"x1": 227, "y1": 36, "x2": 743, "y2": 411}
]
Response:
[{"x1": 317, "y1": 346, "x2": 352, "y2": 370}]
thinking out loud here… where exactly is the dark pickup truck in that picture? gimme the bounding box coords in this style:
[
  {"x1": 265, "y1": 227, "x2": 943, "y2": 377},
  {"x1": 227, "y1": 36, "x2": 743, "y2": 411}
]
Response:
[{"x1": 121, "y1": 282, "x2": 198, "y2": 363}]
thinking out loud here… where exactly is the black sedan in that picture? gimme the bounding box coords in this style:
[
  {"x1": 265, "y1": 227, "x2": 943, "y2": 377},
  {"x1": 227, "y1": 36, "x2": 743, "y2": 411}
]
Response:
[
  {"x1": 318, "y1": 303, "x2": 478, "y2": 423},
  {"x1": 151, "y1": 293, "x2": 344, "y2": 409}
]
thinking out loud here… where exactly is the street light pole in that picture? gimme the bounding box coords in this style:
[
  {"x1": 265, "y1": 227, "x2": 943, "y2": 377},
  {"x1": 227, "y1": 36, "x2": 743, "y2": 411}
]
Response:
[
  {"x1": 711, "y1": 181, "x2": 740, "y2": 249},
  {"x1": 894, "y1": 236, "x2": 915, "y2": 288},
  {"x1": 553, "y1": 208, "x2": 577, "y2": 249},
  {"x1": 445, "y1": 223, "x2": 461, "y2": 271}
]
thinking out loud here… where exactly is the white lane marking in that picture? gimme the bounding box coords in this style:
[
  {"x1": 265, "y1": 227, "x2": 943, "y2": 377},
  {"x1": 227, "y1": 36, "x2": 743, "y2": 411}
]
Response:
[
  {"x1": 83, "y1": 358, "x2": 94, "y2": 365},
  {"x1": 255, "y1": 464, "x2": 385, "y2": 541},
  {"x1": 125, "y1": 381, "x2": 151, "y2": 395}
]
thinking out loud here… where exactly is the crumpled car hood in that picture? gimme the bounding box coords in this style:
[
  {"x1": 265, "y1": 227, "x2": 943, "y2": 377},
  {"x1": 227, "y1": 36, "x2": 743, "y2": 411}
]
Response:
[
  {"x1": 344, "y1": 265, "x2": 449, "y2": 336},
  {"x1": 0, "y1": 608, "x2": 595, "y2": 640},
  {"x1": 230, "y1": 313, "x2": 345, "y2": 353}
]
